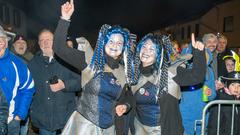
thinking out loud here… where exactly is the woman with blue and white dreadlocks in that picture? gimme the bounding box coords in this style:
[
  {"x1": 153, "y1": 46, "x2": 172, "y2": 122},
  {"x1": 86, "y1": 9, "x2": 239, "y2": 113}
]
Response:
[
  {"x1": 117, "y1": 33, "x2": 207, "y2": 135},
  {"x1": 53, "y1": 1, "x2": 134, "y2": 135}
]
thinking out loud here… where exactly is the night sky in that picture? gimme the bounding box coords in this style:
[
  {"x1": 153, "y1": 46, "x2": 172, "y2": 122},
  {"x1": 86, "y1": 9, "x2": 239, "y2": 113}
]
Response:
[{"x1": 9, "y1": 0, "x2": 228, "y2": 42}]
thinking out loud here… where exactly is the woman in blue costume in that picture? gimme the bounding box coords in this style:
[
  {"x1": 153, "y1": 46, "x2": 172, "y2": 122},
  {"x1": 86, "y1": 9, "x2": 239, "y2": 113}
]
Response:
[
  {"x1": 117, "y1": 33, "x2": 207, "y2": 135},
  {"x1": 53, "y1": 1, "x2": 133, "y2": 134}
]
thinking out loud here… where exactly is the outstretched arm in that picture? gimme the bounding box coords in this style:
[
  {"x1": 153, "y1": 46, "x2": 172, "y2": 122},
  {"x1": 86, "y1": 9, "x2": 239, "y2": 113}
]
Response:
[
  {"x1": 53, "y1": 0, "x2": 87, "y2": 71},
  {"x1": 173, "y1": 33, "x2": 206, "y2": 86}
]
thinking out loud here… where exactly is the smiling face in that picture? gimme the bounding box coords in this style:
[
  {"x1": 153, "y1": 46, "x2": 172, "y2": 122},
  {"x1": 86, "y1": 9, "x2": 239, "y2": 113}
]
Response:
[
  {"x1": 13, "y1": 39, "x2": 27, "y2": 55},
  {"x1": 139, "y1": 39, "x2": 156, "y2": 67},
  {"x1": 105, "y1": 33, "x2": 124, "y2": 59},
  {"x1": 205, "y1": 37, "x2": 217, "y2": 52},
  {"x1": 0, "y1": 37, "x2": 8, "y2": 57},
  {"x1": 38, "y1": 30, "x2": 54, "y2": 57}
]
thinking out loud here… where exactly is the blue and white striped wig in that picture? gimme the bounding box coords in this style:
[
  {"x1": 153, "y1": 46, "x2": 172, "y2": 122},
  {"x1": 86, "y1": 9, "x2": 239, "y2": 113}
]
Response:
[
  {"x1": 133, "y1": 34, "x2": 169, "y2": 96},
  {"x1": 132, "y1": 34, "x2": 164, "y2": 83},
  {"x1": 136, "y1": 33, "x2": 162, "y2": 69},
  {"x1": 90, "y1": 24, "x2": 132, "y2": 79}
]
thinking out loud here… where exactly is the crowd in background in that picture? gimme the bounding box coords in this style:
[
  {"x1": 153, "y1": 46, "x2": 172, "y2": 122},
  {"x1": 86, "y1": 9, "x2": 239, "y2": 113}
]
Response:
[{"x1": 0, "y1": 3, "x2": 240, "y2": 134}]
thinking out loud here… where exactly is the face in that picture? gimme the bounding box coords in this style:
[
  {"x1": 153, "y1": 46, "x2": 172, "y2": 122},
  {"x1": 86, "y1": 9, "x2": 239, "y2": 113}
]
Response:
[
  {"x1": 13, "y1": 39, "x2": 27, "y2": 55},
  {"x1": 217, "y1": 38, "x2": 227, "y2": 53},
  {"x1": 140, "y1": 39, "x2": 156, "y2": 67},
  {"x1": 66, "y1": 40, "x2": 73, "y2": 48},
  {"x1": 172, "y1": 43, "x2": 180, "y2": 59},
  {"x1": 228, "y1": 83, "x2": 240, "y2": 96},
  {"x1": 181, "y1": 43, "x2": 188, "y2": 50},
  {"x1": 105, "y1": 33, "x2": 124, "y2": 59},
  {"x1": 205, "y1": 38, "x2": 217, "y2": 52},
  {"x1": 38, "y1": 31, "x2": 53, "y2": 56},
  {"x1": 225, "y1": 59, "x2": 235, "y2": 73},
  {"x1": 0, "y1": 37, "x2": 7, "y2": 57}
]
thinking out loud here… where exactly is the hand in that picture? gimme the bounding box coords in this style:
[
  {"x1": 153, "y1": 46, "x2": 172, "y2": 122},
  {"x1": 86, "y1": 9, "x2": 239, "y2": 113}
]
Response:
[
  {"x1": 61, "y1": 0, "x2": 74, "y2": 20},
  {"x1": 191, "y1": 33, "x2": 204, "y2": 51},
  {"x1": 50, "y1": 79, "x2": 65, "y2": 92},
  {"x1": 215, "y1": 80, "x2": 224, "y2": 90},
  {"x1": 14, "y1": 116, "x2": 21, "y2": 121},
  {"x1": 116, "y1": 104, "x2": 127, "y2": 117},
  {"x1": 205, "y1": 88, "x2": 212, "y2": 96}
]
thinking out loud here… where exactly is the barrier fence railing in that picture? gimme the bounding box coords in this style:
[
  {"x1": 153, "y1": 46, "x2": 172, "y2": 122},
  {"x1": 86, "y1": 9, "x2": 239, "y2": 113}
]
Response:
[{"x1": 194, "y1": 100, "x2": 240, "y2": 135}]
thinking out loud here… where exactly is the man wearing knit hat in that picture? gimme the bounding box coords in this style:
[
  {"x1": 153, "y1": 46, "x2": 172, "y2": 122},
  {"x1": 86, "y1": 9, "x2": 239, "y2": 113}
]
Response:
[
  {"x1": 0, "y1": 25, "x2": 35, "y2": 135},
  {"x1": 12, "y1": 35, "x2": 33, "y2": 63}
]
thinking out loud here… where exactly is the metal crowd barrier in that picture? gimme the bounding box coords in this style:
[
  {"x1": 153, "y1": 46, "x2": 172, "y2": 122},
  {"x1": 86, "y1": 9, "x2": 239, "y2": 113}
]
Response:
[{"x1": 193, "y1": 100, "x2": 240, "y2": 135}]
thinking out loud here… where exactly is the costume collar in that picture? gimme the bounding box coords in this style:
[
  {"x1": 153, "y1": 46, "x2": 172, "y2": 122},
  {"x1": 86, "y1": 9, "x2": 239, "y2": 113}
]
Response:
[{"x1": 105, "y1": 54, "x2": 120, "y2": 69}]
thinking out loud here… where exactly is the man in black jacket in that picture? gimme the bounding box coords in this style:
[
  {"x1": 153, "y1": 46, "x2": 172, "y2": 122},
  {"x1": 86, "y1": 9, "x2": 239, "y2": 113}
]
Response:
[
  {"x1": 0, "y1": 87, "x2": 8, "y2": 135},
  {"x1": 28, "y1": 29, "x2": 81, "y2": 135}
]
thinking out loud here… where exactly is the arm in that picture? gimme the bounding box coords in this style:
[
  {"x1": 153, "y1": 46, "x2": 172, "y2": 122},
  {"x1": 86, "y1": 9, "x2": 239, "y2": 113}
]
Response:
[
  {"x1": 16, "y1": 68, "x2": 35, "y2": 120},
  {"x1": 116, "y1": 84, "x2": 134, "y2": 116},
  {"x1": 63, "y1": 69, "x2": 81, "y2": 92},
  {"x1": 0, "y1": 89, "x2": 8, "y2": 135},
  {"x1": 173, "y1": 34, "x2": 206, "y2": 86},
  {"x1": 53, "y1": 0, "x2": 87, "y2": 71}
]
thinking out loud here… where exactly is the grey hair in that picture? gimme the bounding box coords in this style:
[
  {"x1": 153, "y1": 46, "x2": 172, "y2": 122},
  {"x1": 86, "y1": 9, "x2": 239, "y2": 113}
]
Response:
[{"x1": 202, "y1": 33, "x2": 217, "y2": 45}]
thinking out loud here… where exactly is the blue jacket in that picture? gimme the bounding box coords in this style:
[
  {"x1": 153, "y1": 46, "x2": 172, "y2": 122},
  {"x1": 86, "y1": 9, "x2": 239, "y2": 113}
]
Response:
[
  {"x1": 180, "y1": 48, "x2": 216, "y2": 135},
  {"x1": 0, "y1": 48, "x2": 35, "y2": 122}
]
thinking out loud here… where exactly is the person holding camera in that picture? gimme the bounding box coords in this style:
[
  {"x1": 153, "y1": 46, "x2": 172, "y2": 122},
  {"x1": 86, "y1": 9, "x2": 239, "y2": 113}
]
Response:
[{"x1": 28, "y1": 29, "x2": 81, "y2": 135}]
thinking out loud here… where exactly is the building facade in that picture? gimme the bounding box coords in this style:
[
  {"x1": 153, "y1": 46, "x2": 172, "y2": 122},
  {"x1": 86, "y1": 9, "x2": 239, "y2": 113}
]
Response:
[
  {"x1": 154, "y1": 0, "x2": 240, "y2": 48},
  {"x1": 0, "y1": 0, "x2": 27, "y2": 37}
]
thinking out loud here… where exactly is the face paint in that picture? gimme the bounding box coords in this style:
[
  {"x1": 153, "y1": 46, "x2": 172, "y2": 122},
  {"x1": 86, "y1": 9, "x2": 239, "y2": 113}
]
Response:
[
  {"x1": 105, "y1": 33, "x2": 124, "y2": 59},
  {"x1": 139, "y1": 39, "x2": 156, "y2": 67}
]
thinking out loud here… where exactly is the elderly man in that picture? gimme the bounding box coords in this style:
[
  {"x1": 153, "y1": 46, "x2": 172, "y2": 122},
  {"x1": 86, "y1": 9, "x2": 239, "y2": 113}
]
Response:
[
  {"x1": 0, "y1": 26, "x2": 35, "y2": 135},
  {"x1": 216, "y1": 35, "x2": 233, "y2": 77},
  {"x1": 28, "y1": 29, "x2": 81, "y2": 135},
  {"x1": 11, "y1": 35, "x2": 33, "y2": 63}
]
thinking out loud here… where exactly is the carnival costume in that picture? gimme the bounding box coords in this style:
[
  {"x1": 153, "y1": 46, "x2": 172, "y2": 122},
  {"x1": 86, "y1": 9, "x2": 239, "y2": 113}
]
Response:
[
  {"x1": 53, "y1": 19, "x2": 133, "y2": 135},
  {"x1": 130, "y1": 34, "x2": 206, "y2": 135}
]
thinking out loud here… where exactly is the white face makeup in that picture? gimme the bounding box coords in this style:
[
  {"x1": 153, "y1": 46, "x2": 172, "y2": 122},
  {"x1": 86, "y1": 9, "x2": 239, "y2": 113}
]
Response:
[
  {"x1": 140, "y1": 39, "x2": 156, "y2": 67},
  {"x1": 105, "y1": 33, "x2": 124, "y2": 59},
  {"x1": 13, "y1": 39, "x2": 27, "y2": 55},
  {"x1": 228, "y1": 83, "x2": 240, "y2": 96}
]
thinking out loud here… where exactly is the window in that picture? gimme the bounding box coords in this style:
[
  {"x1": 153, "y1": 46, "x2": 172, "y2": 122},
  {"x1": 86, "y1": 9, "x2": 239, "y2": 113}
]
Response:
[
  {"x1": 181, "y1": 27, "x2": 185, "y2": 40},
  {"x1": 195, "y1": 24, "x2": 199, "y2": 38},
  {"x1": 0, "y1": 3, "x2": 4, "y2": 22},
  {"x1": 223, "y1": 16, "x2": 233, "y2": 32},
  {"x1": 13, "y1": 9, "x2": 21, "y2": 28},
  {"x1": 0, "y1": 4, "x2": 10, "y2": 25},
  {"x1": 187, "y1": 25, "x2": 191, "y2": 38}
]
